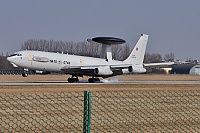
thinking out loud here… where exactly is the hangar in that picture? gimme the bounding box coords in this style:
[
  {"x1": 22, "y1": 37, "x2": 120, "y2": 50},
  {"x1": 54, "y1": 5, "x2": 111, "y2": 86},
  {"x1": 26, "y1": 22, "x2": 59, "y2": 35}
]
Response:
[{"x1": 171, "y1": 64, "x2": 200, "y2": 75}]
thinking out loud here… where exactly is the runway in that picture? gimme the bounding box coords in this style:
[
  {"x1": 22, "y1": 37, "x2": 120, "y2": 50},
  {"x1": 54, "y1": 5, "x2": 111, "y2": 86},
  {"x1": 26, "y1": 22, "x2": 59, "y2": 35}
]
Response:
[{"x1": 1, "y1": 80, "x2": 200, "y2": 85}]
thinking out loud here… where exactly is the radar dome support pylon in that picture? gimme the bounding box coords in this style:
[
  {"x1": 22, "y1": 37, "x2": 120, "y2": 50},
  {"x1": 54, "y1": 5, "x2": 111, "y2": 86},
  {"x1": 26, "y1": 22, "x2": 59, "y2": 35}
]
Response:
[{"x1": 87, "y1": 37, "x2": 126, "y2": 62}]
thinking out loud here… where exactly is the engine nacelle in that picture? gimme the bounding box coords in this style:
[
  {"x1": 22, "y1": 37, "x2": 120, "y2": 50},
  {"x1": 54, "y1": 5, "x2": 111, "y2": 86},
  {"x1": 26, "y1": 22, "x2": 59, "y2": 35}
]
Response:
[
  {"x1": 122, "y1": 68, "x2": 130, "y2": 74},
  {"x1": 123, "y1": 66, "x2": 146, "y2": 74},
  {"x1": 94, "y1": 66, "x2": 113, "y2": 76}
]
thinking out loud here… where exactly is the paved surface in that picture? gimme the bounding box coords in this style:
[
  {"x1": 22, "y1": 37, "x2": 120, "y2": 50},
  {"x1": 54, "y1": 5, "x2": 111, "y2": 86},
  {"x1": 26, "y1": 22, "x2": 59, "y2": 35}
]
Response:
[{"x1": 1, "y1": 80, "x2": 200, "y2": 85}]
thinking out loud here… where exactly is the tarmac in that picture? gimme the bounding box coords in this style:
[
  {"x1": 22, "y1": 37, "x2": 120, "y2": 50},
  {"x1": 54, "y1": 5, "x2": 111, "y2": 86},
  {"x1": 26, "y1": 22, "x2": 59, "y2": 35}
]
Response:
[{"x1": 1, "y1": 80, "x2": 200, "y2": 85}]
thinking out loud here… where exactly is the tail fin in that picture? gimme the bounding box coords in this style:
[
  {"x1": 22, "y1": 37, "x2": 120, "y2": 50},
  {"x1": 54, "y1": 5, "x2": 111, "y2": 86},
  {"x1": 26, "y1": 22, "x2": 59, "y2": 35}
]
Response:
[{"x1": 124, "y1": 34, "x2": 149, "y2": 65}]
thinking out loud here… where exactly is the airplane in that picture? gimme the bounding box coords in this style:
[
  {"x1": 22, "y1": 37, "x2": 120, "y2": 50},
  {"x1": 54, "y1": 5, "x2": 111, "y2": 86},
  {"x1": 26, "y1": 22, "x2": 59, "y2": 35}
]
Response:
[{"x1": 7, "y1": 34, "x2": 174, "y2": 83}]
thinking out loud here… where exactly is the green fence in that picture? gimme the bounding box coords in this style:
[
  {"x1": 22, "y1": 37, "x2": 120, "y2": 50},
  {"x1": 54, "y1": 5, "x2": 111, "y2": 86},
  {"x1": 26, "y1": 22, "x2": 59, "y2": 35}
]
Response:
[{"x1": 0, "y1": 90, "x2": 199, "y2": 132}]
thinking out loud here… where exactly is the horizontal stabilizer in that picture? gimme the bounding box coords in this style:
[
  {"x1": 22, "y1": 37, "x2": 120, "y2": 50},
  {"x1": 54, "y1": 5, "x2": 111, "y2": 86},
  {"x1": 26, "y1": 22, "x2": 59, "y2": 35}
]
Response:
[{"x1": 144, "y1": 62, "x2": 174, "y2": 68}]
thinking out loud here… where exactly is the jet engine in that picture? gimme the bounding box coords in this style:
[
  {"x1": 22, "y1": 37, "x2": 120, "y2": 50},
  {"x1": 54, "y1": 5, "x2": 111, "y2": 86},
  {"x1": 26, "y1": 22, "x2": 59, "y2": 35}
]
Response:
[
  {"x1": 94, "y1": 66, "x2": 113, "y2": 76},
  {"x1": 123, "y1": 66, "x2": 146, "y2": 74}
]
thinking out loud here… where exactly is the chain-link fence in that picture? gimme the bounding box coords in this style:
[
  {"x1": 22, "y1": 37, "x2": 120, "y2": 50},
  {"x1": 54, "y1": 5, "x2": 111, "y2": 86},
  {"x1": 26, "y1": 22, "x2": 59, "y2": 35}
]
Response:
[
  {"x1": 91, "y1": 90, "x2": 199, "y2": 132},
  {"x1": 0, "y1": 92, "x2": 84, "y2": 132},
  {"x1": 0, "y1": 90, "x2": 199, "y2": 132}
]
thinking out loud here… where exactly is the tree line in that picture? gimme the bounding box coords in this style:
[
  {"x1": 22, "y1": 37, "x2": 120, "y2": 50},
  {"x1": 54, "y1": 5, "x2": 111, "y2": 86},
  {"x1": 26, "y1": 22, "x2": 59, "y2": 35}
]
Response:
[
  {"x1": 21, "y1": 39, "x2": 175, "y2": 62},
  {"x1": 21, "y1": 40, "x2": 131, "y2": 61},
  {"x1": 0, "y1": 39, "x2": 176, "y2": 69}
]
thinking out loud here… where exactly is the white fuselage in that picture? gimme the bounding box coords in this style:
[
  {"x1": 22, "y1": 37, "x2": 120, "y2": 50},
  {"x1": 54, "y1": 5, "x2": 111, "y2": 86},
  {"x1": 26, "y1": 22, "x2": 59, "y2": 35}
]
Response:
[{"x1": 8, "y1": 50, "x2": 126, "y2": 72}]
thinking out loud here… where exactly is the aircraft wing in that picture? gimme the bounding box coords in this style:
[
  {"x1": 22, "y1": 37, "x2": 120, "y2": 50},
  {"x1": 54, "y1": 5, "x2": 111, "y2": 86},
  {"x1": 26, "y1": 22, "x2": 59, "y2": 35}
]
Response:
[
  {"x1": 143, "y1": 62, "x2": 174, "y2": 68},
  {"x1": 61, "y1": 63, "x2": 142, "y2": 77},
  {"x1": 60, "y1": 64, "x2": 133, "y2": 73},
  {"x1": 61, "y1": 65, "x2": 102, "y2": 70},
  {"x1": 61, "y1": 62, "x2": 174, "y2": 74},
  {"x1": 61, "y1": 64, "x2": 128, "y2": 71},
  {"x1": 110, "y1": 64, "x2": 133, "y2": 70},
  {"x1": 60, "y1": 66, "x2": 95, "y2": 76}
]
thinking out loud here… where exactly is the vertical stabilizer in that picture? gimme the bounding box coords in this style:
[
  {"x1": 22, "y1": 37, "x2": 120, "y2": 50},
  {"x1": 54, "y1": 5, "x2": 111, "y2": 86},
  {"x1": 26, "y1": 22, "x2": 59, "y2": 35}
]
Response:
[{"x1": 124, "y1": 34, "x2": 148, "y2": 65}]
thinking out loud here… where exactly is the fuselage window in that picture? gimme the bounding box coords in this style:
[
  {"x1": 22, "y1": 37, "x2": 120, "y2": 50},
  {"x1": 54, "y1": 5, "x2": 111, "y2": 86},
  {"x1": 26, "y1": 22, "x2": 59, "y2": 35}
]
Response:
[{"x1": 16, "y1": 53, "x2": 22, "y2": 56}]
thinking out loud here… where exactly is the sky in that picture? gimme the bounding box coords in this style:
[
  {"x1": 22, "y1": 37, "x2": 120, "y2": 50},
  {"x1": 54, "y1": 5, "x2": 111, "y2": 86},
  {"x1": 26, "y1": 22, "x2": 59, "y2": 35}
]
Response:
[{"x1": 0, "y1": 0, "x2": 199, "y2": 60}]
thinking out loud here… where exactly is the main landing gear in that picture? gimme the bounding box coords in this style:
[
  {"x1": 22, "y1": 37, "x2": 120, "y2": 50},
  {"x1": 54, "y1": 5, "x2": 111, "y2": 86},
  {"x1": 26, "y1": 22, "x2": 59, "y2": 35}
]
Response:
[
  {"x1": 88, "y1": 78, "x2": 100, "y2": 83},
  {"x1": 67, "y1": 77, "x2": 100, "y2": 83},
  {"x1": 68, "y1": 77, "x2": 79, "y2": 83}
]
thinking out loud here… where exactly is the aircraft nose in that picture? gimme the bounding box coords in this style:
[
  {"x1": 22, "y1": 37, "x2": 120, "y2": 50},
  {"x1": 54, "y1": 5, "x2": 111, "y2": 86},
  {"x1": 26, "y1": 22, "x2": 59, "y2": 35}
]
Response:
[
  {"x1": 7, "y1": 57, "x2": 11, "y2": 62},
  {"x1": 7, "y1": 56, "x2": 14, "y2": 63},
  {"x1": 7, "y1": 56, "x2": 19, "y2": 67}
]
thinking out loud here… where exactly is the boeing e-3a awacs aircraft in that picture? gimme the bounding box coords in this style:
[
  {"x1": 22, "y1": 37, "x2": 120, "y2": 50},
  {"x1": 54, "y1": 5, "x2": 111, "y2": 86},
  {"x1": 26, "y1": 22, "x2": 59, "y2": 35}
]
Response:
[{"x1": 7, "y1": 34, "x2": 173, "y2": 83}]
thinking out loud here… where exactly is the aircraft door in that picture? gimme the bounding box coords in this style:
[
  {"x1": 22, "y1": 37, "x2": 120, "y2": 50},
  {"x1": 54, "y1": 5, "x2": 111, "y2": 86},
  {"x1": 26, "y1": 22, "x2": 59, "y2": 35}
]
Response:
[{"x1": 27, "y1": 53, "x2": 33, "y2": 65}]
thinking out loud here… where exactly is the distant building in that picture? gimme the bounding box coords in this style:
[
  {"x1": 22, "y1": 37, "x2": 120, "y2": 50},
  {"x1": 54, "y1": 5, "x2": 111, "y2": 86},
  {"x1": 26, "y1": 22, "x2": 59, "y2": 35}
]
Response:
[
  {"x1": 163, "y1": 68, "x2": 172, "y2": 74},
  {"x1": 194, "y1": 60, "x2": 200, "y2": 64},
  {"x1": 171, "y1": 64, "x2": 200, "y2": 75}
]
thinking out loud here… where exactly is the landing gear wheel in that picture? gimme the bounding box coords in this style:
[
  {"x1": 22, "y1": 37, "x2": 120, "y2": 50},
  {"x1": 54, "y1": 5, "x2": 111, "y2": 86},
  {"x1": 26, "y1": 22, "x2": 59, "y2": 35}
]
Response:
[
  {"x1": 68, "y1": 78, "x2": 73, "y2": 83},
  {"x1": 88, "y1": 78, "x2": 95, "y2": 83},
  {"x1": 88, "y1": 78, "x2": 100, "y2": 83},
  {"x1": 22, "y1": 73, "x2": 28, "y2": 77},
  {"x1": 95, "y1": 78, "x2": 100, "y2": 82},
  {"x1": 68, "y1": 77, "x2": 79, "y2": 83},
  {"x1": 22, "y1": 68, "x2": 29, "y2": 77}
]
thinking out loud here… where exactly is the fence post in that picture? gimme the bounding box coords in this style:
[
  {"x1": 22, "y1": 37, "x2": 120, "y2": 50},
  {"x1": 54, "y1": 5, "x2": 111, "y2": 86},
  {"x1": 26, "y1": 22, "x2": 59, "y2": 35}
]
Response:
[{"x1": 83, "y1": 91, "x2": 91, "y2": 133}]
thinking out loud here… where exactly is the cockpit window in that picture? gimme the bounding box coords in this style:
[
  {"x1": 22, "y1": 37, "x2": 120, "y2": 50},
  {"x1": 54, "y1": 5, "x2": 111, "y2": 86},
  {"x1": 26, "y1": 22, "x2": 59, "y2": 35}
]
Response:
[
  {"x1": 8, "y1": 54, "x2": 17, "y2": 57},
  {"x1": 8, "y1": 53, "x2": 22, "y2": 57}
]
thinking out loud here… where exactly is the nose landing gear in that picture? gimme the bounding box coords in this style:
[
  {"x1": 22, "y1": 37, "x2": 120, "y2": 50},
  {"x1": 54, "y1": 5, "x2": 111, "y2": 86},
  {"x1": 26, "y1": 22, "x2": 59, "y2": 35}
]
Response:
[
  {"x1": 22, "y1": 73, "x2": 28, "y2": 77},
  {"x1": 22, "y1": 69, "x2": 29, "y2": 77}
]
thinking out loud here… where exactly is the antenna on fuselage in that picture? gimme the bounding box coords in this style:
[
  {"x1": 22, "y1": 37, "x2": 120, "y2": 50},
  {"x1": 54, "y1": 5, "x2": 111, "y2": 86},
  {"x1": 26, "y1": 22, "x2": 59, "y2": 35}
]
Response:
[{"x1": 87, "y1": 37, "x2": 126, "y2": 61}]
